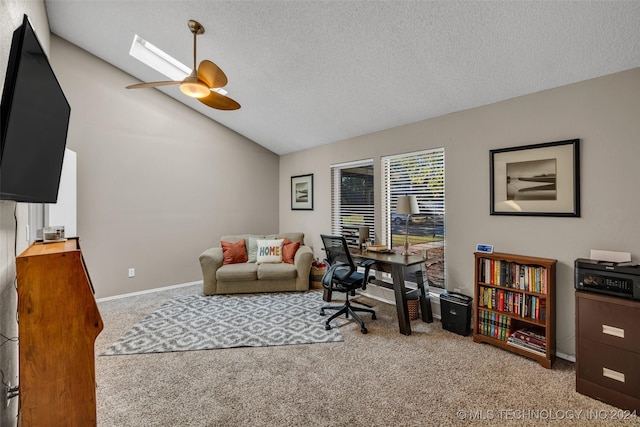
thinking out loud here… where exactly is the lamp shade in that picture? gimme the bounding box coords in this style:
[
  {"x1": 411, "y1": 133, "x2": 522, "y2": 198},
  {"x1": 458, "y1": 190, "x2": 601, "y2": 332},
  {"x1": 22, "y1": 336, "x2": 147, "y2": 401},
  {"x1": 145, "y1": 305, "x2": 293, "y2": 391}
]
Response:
[{"x1": 397, "y1": 195, "x2": 419, "y2": 215}]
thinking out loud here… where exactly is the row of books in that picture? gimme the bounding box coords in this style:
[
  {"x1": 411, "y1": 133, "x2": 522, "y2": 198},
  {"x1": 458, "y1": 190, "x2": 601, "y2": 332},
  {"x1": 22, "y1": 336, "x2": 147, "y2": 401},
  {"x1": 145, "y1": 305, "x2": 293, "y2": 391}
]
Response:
[
  {"x1": 506, "y1": 328, "x2": 547, "y2": 356},
  {"x1": 477, "y1": 309, "x2": 511, "y2": 340},
  {"x1": 479, "y1": 286, "x2": 547, "y2": 320},
  {"x1": 478, "y1": 258, "x2": 548, "y2": 293}
]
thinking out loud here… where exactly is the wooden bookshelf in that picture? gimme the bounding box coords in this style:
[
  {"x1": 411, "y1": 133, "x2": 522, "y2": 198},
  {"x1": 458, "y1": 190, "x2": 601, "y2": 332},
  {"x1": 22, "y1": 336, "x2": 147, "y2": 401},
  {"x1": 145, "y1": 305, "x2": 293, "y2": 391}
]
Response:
[{"x1": 473, "y1": 252, "x2": 556, "y2": 368}]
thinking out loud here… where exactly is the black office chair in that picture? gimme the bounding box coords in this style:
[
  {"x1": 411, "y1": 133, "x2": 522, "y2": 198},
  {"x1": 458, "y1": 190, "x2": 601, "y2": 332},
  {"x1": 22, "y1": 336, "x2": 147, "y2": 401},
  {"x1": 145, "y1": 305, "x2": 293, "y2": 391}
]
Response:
[{"x1": 319, "y1": 234, "x2": 376, "y2": 334}]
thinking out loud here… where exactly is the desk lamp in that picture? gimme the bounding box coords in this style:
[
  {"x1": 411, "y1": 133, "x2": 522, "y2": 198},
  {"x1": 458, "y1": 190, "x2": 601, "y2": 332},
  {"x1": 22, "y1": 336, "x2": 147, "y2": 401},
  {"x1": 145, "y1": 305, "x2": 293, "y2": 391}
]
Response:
[{"x1": 397, "y1": 195, "x2": 419, "y2": 256}]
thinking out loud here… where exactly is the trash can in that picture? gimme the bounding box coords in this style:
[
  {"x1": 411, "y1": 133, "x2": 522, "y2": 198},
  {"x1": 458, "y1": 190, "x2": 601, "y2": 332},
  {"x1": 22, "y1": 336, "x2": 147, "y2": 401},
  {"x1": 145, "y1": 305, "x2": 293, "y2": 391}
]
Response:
[{"x1": 440, "y1": 292, "x2": 472, "y2": 336}]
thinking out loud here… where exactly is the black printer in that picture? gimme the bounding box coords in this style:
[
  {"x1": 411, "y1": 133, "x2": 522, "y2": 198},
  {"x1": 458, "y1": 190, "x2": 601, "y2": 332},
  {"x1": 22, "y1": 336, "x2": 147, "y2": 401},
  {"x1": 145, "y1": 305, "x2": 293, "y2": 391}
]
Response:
[{"x1": 574, "y1": 258, "x2": 640, "y2": 300}]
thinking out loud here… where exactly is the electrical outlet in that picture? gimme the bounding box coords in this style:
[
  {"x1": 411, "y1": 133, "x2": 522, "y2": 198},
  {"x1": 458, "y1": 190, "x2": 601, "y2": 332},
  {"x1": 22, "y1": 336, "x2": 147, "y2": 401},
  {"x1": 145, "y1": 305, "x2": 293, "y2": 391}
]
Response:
[{"x1": 128, "y1": 268, "x2": 135, "y2": 278}]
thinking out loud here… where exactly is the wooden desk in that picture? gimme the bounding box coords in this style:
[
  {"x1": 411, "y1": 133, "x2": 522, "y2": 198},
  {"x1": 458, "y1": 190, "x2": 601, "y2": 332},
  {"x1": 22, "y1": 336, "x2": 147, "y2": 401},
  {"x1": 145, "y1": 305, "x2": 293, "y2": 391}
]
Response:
[{"x1": 350, "y1": 249, "x2": 433, "y2": 335}]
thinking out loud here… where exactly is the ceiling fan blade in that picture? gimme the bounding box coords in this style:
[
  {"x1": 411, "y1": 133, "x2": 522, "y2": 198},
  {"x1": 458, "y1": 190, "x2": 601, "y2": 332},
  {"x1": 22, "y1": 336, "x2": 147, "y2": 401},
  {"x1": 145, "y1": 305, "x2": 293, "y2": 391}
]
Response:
[
  {"x1": 126, "y1": 81, "x2": 180, "y2": 89},
  {"x1": 197, "y1": 60, "x2": 228, "y2": 89},
  {"x1": 198, "y1": 91, "x2": 241, "y2": 110}
]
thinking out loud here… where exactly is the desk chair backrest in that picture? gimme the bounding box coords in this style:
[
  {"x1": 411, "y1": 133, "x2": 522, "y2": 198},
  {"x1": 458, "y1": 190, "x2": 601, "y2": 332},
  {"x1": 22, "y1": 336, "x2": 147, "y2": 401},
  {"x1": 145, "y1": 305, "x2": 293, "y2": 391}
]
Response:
[{"x1": 319, "y1": 234, "x2": 356, "y2": 282}]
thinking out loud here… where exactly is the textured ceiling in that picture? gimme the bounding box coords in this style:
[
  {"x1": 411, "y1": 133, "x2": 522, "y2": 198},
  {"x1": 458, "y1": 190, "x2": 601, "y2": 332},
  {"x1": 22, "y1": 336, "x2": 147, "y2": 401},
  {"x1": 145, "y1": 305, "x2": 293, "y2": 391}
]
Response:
[{"x1": 44, "y1": 1, "x2": 640, "y2": 155}]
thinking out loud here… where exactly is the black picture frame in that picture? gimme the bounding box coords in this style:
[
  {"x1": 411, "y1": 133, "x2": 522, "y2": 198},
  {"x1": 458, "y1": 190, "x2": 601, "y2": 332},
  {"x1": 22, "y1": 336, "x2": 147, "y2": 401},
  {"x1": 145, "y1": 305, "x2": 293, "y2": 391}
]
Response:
[
  {"x1": 291, "y1": 174, "x2": 314, "y2": 210},
  {"x1": 490, "y1": 139, "x2": 580, "y2": 217}
]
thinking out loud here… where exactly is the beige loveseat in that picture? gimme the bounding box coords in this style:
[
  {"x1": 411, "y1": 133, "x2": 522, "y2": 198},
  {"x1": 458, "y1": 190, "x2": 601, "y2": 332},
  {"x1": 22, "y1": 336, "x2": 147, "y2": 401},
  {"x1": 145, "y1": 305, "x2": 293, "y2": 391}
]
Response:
[{"x1": 199, "y1": 232, "x2": 313, "y2": 295}]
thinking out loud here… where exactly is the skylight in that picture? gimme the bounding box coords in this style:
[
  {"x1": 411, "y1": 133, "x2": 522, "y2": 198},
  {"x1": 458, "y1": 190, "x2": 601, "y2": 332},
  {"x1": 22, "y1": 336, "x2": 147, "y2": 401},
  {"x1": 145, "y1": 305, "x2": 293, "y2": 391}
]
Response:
[{"x1": 129, "y1": 34, "x2": 228, "y2": 96}]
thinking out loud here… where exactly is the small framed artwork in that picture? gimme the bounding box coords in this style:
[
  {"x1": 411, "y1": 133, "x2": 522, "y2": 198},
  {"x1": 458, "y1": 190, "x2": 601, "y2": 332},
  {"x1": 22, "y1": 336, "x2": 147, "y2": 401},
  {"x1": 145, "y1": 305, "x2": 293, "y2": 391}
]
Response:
[
  {"x1": 490, "y1": 139, "x2": 580, "y2": 217},
  {"x1": 291, "y1": 173, "x2": 314, "y2": 210}
]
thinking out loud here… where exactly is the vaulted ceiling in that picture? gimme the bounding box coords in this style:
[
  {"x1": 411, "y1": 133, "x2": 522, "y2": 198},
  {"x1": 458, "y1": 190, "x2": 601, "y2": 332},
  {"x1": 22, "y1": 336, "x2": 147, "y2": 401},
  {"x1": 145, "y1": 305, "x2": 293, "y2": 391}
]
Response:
[{"x1": 45, "y1": 1, "x2": 640, "y2": 155}]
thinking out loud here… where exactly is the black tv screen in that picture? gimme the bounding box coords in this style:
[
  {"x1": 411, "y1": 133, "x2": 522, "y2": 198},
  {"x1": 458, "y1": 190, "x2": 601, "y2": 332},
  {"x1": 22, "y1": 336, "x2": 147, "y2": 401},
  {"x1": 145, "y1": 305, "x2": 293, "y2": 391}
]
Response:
[{"x1": 0, "y1": 14, "x2": 71, "y2": 203}]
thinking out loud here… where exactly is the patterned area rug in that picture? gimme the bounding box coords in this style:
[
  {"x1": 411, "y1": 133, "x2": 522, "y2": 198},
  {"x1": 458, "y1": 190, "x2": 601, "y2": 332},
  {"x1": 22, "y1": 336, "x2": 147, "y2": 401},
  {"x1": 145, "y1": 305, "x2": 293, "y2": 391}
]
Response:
[{"x1": 101, "y1": 291, "x2": 343, "y2": 355}]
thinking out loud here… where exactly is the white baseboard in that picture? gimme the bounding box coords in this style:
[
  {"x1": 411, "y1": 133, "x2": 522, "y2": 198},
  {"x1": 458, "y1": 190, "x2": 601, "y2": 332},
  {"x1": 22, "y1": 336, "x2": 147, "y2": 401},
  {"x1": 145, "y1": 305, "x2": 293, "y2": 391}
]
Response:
[
  {"x1": 96, "y1": 280, "x2": 202, "y2": 302},
  {"x1": 556, "y1": 352, "x2": 575, "y2": 363}
]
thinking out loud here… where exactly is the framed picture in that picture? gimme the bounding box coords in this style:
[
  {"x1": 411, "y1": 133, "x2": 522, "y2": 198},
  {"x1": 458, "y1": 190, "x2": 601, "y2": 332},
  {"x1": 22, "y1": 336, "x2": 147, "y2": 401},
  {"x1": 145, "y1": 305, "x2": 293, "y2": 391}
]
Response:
[
  {"x1": 490, "y1": 139, "x2": 580, "y2": 217},
  {"x1": 291, "y1": 174, "x2": 314, "y2": 210}
]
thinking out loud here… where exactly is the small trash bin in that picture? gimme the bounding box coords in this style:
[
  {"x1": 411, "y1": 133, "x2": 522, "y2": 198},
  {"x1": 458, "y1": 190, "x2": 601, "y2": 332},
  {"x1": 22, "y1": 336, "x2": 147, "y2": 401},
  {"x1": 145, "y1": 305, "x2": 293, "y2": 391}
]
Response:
[
  {"x1": 407, "y1": 297, "x2": 419, "y2": 320},
  {"x1": 440, "y1": 292, "x2": 472, "y2": 336}
]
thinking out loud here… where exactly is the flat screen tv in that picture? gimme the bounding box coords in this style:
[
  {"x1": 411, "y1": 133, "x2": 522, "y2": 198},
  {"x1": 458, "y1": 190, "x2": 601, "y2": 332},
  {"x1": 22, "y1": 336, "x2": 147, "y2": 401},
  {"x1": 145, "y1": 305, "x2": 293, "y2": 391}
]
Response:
[{"x1": 0, "y1": 14, "x2": 71, "y2": 203}]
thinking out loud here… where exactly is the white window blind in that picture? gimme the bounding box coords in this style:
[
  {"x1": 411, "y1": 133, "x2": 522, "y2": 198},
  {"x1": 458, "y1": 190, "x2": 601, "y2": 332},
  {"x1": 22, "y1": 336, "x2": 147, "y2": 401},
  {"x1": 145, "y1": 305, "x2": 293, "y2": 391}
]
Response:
[
  {"x1": 382, "y1": 148, "x2": 445, "y2": 287},
  {"x1": 330, "y1": 159, "x2": 374, "y2": 241}
]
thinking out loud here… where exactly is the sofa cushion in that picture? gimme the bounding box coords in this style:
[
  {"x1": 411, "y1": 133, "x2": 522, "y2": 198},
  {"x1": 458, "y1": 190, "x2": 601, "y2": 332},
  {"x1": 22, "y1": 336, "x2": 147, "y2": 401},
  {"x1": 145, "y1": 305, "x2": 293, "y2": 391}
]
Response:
[
  {"x1": 257, "y1": 263, "x2": 298, "y2": 280},
  {"x1": 277, "y1": 232, "x2": 304, "y2": 244},
  {"x1": 282, "y1": 238, "x2": 300, "y2": 265},
  {"x1": 257, "y1": 239, "x2": 284, "y2": 263},
  {"x1": 216, "y1": 263, "x2": 258, "y2": 281},
  {"x1": 221, "y1": 239, "x2": 248, "y2": 265},
  {"x1": 247, "y1": 237, "x2": 259, "y2": 263}
]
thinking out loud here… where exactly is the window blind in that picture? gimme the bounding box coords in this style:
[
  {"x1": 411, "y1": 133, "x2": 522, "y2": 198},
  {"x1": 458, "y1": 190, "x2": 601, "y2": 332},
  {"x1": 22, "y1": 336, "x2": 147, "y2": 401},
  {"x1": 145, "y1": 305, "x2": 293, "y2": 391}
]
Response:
[
  {"x1": 382, "y1": 148, "x2": 445, "y2": 288},
  {"x1": 381, "y1": 148, "x2": 445, "y2": 244},
  {"x1": 330, "y1": 159, "x2": 374, "y2": 241}
]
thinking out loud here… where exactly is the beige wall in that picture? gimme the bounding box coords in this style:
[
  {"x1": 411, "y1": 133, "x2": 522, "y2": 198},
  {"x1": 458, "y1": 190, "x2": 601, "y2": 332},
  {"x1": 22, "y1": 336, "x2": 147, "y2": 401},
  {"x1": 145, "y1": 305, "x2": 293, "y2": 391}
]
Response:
[
  {"x1": 49, "y1": 36, "x2": 280, "y2": 298},
  {"x1": 279, "y1": 68, "x2": 640, "y2": 357},
  {"x1": 0, "y1": 3, "x2": 50, "y2": 424}
]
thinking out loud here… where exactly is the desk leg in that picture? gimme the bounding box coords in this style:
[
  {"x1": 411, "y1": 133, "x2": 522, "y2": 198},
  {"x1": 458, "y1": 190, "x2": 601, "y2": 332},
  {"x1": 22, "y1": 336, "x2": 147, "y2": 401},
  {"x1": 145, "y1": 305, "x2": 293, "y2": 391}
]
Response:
[
  {"x1": 322, "y1": 288, "x2": 332, "y2": 302},
  {"x1": 391, "y1": 264, "x2": 411, "y2": 335},
  {"x1": 416, "y1": 269, "x2": 433, "y2": 323}
]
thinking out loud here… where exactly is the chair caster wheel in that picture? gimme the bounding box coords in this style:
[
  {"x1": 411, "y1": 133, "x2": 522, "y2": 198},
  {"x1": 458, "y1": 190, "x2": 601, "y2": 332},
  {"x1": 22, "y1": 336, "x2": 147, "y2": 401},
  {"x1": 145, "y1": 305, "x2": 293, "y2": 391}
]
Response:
[
  {"x1": 372, "y1": 313, "x2": 377, "y2": 320},
  {"x1": 325, "y1": 324, "x2": 331, "y2": 330},
  {"x1": 361, "y1": 327, "x2": 368, "y2": 334},
  {"x1": 320, "y1": 310, "x2": 325, "y2": 316}
]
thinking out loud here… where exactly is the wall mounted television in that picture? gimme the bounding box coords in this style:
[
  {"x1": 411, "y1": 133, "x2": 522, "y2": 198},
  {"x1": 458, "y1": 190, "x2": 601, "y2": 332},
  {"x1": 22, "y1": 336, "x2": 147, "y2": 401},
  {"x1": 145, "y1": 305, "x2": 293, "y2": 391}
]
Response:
[{"x1": 0, "y1": 14, "x2": 71, "y2": 203}]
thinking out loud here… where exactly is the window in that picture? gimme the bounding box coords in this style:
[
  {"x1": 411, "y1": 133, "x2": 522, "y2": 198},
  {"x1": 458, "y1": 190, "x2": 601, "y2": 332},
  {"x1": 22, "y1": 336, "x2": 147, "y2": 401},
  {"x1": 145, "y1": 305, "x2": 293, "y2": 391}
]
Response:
[
  {"x1": 382, "y1": 148, "x2": 445, "y2": 288},
  {"x1": 330, "y1": 160, "x2": 374, "y2": 242}
]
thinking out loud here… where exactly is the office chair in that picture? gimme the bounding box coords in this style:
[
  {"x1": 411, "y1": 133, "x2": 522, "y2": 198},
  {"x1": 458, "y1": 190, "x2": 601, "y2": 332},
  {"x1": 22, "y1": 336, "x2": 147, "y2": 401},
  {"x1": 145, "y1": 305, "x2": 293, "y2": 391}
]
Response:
[{"x1": 319, "y1": 234, "x2": 376, "y2": 334}]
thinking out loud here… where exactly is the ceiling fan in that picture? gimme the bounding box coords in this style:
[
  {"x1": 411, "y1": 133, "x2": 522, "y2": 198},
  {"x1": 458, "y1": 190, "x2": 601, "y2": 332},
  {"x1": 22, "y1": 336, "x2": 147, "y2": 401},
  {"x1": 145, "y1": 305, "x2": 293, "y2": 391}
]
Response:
[{"x1": 126, "y1": 20, "x2": 240, "y2": 110}]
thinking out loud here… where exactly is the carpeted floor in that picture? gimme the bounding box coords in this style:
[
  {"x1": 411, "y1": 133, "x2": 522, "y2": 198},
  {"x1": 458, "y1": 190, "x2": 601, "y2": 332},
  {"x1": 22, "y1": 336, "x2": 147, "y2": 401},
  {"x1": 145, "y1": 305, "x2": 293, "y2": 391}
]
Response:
[{"x1": 95, "y1": 284, "x2": 638, "y2": 426}]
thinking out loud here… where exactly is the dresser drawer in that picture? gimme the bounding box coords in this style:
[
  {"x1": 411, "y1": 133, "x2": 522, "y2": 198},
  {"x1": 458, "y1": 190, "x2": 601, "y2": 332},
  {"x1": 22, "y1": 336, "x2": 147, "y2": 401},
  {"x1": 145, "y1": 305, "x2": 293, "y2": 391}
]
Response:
[
  {"x1": 577, "y1": 338, "x2": 640, "y2": 400},
  {"x1": 576, "y1": 293, "x2": 640, "y2": 353}
]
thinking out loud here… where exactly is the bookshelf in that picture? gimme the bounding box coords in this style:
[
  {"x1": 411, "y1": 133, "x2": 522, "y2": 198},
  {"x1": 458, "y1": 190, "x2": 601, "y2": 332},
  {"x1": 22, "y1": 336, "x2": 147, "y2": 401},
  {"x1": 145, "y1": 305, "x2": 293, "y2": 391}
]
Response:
[{"x1": 473, "y1": 252, "x2": 557, "y2": 368}]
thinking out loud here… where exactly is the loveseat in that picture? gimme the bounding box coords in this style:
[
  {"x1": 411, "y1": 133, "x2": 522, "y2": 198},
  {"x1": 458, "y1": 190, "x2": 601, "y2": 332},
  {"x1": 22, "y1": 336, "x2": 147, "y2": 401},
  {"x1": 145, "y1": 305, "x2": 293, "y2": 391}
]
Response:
[{"x1": 199, "y1": 232, "x2": 313, "y2": 295}]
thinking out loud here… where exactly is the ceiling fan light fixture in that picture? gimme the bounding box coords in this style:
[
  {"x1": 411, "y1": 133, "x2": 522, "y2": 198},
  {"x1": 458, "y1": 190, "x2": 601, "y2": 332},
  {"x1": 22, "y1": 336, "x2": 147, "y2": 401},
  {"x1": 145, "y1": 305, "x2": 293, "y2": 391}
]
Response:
[
  {"x1": 180, "y1": 79, "x2": 210, "y2": 98},
  {"x1": 127, "y1": 20, "x2": 239, "y2": 110}
]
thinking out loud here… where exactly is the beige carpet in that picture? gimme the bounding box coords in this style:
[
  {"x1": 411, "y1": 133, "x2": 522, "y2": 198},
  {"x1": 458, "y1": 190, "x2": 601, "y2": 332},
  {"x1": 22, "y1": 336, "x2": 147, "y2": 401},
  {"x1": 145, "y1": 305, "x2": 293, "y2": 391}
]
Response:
[{"x1": 95, "y1": 284, "x2": 637, "y2": 426}]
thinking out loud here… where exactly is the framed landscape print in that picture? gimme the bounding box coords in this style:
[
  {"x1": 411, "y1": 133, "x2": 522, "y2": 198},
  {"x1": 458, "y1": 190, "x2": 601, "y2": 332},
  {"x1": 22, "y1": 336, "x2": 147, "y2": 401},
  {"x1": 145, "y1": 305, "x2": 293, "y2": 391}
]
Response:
[
  {"x1": 490, "y1": 139, "x2": 580, "y2": 217},
  {"x1": 291, "y1": 174, "x2": 314, "y2": 210}
]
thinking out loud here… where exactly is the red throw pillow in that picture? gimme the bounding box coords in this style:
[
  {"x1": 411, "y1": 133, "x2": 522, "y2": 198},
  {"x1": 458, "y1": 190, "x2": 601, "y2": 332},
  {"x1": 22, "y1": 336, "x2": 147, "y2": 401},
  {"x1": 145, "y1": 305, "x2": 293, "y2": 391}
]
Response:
[
  {"x1": 221, "y1": 240, "x2": 248, "y2": 265},
  {"x1": 282, "y1": 238, "x2": 301, "y2": 265}
]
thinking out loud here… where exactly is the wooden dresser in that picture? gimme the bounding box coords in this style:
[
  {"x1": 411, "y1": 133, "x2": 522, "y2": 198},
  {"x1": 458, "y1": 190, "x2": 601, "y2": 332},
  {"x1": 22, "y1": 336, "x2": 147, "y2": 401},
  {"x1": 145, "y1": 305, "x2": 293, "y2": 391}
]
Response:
[
  {"x1": 575, "y1": 291, "x2": 640, "y2": 411},
  {"x1": 16, "y1": 238, "x2": 103, "y2": 426}
]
